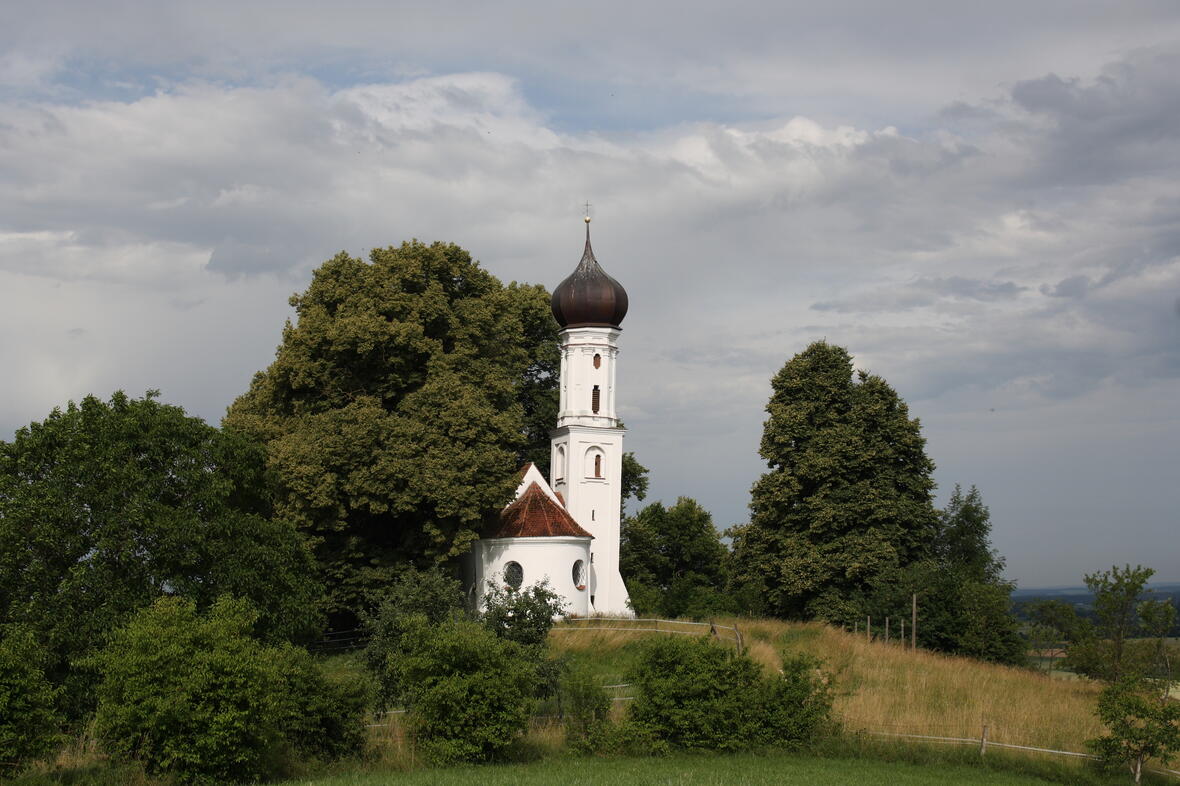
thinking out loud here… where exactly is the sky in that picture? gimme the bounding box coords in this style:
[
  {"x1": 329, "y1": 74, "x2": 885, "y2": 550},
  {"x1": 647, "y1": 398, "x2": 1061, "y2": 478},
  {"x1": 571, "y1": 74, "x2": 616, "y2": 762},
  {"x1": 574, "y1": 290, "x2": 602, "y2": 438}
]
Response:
[{"x1": 1, "y1": 1, "x2": 1178, "y2": 587}]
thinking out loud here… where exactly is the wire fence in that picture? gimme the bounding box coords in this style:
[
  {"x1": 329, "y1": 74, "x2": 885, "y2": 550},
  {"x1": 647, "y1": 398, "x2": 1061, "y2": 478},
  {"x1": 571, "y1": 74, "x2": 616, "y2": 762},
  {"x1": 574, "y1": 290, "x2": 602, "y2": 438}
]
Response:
[{"x1": 553, "y1": 617, "x2": 744, "y2": 651}]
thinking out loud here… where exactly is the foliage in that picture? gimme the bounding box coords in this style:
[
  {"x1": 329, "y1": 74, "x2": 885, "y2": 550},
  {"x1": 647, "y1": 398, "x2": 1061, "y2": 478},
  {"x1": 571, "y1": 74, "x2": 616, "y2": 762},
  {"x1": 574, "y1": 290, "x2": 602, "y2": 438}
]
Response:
[
  {"x1": 224, "y1": 242, "x2": 560, "y2": 625},
  {"x1": 397, "y1": 617, "x2": 536, "y2": 764},
  {"x1": 731, "y1": 341, "x2": 938, "y2": 622},
  {"x1": 558, "y1": 661, "x2": 611, "y2": 750},
  {"x1": 481, "y1": 579, "x2": 567, "y2": 648},
  {"x1": 1089, "y1": 677, "x2": 1180, "y2": 784},
  {"x1": 628, "y1": 636, "x2": 831, "y2": 751},
  {"x1": 0, "y1": 625, "x2": 62, "y2": 770},
  {"x1": 362, "y1": 566, "x2": 466, "y2": 710},
  {"x1": 621, "y1": 497, "x2": 733, "y2": 618},
  {"x1": 92, "y1": 596, "x2": 365, "y2": 784},
  {"x1": 620, "y1": 451, "x2": 650, "y2": 516},
  {"x1": 1067, "y1": 565, "x2": 1156, "y2": 682},
  {"x1": 859, "y1": 485, "x2": 1023, "y2": 664},
  {"x1": 0, "y1": 391, "x2": 323, "y2": 716},
  {"x1": 934, "y1": 485, "x2": 1006, "y2": 584}
]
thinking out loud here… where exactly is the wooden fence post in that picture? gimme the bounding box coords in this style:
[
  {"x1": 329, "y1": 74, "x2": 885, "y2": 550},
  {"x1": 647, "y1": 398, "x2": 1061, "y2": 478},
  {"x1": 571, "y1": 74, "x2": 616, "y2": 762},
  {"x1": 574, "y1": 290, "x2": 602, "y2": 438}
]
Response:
[
  {"x1": 911, "y1": 593, "x2": 917, "y2": 650},
  {"x1": 980, "y1": 723, "x2": 989, "y2": 756},
  {"x1": 885, "y1": 616, "x2": 890, "y2": 644},
  {"x1": 866, "y1": 616, "x2": 871, "y2": 642}
]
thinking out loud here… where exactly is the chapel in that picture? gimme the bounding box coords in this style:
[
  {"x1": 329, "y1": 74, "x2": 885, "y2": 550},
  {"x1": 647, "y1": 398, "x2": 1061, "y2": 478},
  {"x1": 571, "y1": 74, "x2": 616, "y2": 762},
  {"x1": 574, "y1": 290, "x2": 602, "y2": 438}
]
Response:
[{"x1": 467, "y1": 219, "x2": 633, "y2": 616}]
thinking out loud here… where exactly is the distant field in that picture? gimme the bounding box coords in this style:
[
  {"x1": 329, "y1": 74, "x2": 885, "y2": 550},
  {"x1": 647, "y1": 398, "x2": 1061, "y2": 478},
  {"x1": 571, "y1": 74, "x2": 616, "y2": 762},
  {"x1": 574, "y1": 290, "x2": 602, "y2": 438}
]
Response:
[{"x1": 289, "y1": 751, "x2": 1064, "y2": 785}]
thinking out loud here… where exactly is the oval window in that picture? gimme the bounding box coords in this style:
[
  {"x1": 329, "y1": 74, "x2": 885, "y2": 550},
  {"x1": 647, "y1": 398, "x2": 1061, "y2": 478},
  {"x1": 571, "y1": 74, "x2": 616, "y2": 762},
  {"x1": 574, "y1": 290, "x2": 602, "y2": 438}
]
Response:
[
  {"x1": 504, "y1": 561, "x2": 524, "y2": 590},
  {"x1": 572, "y1": 559, "x2": 586, "y2": 590}
]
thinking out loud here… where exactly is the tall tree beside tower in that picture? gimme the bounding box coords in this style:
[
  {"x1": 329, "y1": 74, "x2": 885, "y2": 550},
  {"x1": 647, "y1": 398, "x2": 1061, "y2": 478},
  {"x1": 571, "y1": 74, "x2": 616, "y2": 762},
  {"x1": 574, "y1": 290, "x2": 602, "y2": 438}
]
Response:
[
  {"x1": 730, "y1": 341, "x2": 939, "y2": 622},
  {"x1": 225, "y1": 241, "x2": 559, "y2": 624}
]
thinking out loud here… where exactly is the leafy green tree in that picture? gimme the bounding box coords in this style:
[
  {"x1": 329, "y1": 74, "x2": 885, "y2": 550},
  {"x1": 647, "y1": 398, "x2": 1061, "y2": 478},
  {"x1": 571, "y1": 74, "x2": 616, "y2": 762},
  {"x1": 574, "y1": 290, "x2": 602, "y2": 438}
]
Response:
[
  {"x1": 0, "y1": 625, "x2": 62, "y2": 770},
  {"x1": 93, "y1": 597, "x2": 366, "y2": 784},
  {"x1": 0, "y1": 392, "x2": 322, "y2": 715},
  {"x1": 396, "y1": 617, "x2": 536, "y2": 764},
  {"x1": 621, "y1": 451, "x2": 650, "y2": 516},
  {"x1": 1089, "y1": 676, "x2": 1180, "y2": 784},
  {"x1": 934, "y1": 485, "x2": 1005, "y2": 583},
  {"x1": 621, "y1": 497, "x2": 732, "y2": 618},
  {"x1": 1067, "y1": 565, "x2": 1156, "y2": 682},
  {"x1": 731, "y1": 341, "x2": 938, "y2": 622},
  {"x1": 225, "y1": 242, "x2": 560, "y2": 624}
]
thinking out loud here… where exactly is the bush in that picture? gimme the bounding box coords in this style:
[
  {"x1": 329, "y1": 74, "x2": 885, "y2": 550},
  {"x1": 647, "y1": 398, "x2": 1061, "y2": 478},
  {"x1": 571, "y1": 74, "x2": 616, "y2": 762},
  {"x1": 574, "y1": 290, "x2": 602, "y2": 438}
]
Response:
[
  {"x1": 0, "y1": 625, "x2": 62, "y2": 770},
  {"x1": 559, "y1": 662, "x2": 611, "y2": 750},
  {"x1": 761, "y1": 653, "x2": 834, "y2": 746},
  {"x1": 363, "y1": 566, "x2": 465, "y2": 710},
  {"x1": 92, "y1": 596, "x2": 366, "y2": 784},
  {"x1": 628, "y1": 636, "x2": 831, "y2": 752},
  {"x1": 398, "y1": 617, "x2": 535, "y2": 764},
  {"x1": 481, "y1": 579, "x2": 566, "y2": 648}
]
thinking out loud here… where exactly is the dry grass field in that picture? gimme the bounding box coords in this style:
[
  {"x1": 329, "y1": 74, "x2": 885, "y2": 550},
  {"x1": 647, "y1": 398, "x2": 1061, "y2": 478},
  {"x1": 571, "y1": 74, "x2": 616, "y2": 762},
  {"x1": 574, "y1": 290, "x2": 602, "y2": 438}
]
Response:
[{"x1": 551, "y1": 617, "x2": 1106, "y2": 756}]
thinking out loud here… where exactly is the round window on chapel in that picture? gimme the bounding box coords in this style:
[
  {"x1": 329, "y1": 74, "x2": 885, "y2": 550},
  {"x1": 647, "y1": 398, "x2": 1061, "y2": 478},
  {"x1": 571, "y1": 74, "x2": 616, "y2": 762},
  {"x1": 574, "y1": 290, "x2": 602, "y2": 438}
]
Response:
[
  {"x1": 572, "y1": 559, "x2": 586, "y2": 590},
  {"x1": 504, "y1": 561, "x2": 524, "y2": 590}
]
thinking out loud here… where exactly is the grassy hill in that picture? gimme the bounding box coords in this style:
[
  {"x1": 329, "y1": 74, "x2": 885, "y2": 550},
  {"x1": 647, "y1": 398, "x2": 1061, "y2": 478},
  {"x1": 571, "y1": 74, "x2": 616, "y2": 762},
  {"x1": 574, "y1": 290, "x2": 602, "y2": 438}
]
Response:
[{"x1": 551, "y1": 617, "x2": 1105, "y2": 757}]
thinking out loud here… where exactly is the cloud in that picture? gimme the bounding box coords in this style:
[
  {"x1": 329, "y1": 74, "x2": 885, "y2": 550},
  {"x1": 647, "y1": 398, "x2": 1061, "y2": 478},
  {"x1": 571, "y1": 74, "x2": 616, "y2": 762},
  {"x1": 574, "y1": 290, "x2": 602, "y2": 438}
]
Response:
[{"x1": 1, "y1": 31, "x2": 1179, "y2": 584}]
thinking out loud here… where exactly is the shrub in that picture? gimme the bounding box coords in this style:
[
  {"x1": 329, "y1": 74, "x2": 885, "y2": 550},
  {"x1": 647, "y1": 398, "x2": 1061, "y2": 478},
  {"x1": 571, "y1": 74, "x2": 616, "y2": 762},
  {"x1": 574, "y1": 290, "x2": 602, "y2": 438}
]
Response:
[
  {"x1": 559, "y1": 662, "x2": 611, "y2": 750},
  {"x1": 93, "y1": 596, "x2": 365, "y2": 784},
  {"x1": 481, "y1": 578, "x2": 566, "y2": 648},
  {"x1": 398, "y1": 617, "x2": 535, "y2": 764},
  {"x1": 0, "y1": 625, "x2": 62, "y2": 770},
  {"x1": 628, "y1": 636, "x2": 831, "y2": 752},
  {"x1": 363, "y1": 566, "x2": 465, "y2": 709},
  {"x1": 761, "y1": 653, "x2": 834, "y2": 746}
]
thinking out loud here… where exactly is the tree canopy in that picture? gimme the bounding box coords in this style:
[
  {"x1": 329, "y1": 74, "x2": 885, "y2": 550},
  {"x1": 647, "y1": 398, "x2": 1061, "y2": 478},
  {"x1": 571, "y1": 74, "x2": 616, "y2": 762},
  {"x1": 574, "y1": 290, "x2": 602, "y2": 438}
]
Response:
[
  {"x1": 730, "y1": 341, "x2": 939, "y2": 622},
  {"x1": 224, "y1": 241, "x2": 560, "y2": 624},
  {"x1": 0, "y1": 392, "x2": 323, "y2": 714},
  {"x1": 621, "y1": 497, "x2": 732, "y2": 618}
]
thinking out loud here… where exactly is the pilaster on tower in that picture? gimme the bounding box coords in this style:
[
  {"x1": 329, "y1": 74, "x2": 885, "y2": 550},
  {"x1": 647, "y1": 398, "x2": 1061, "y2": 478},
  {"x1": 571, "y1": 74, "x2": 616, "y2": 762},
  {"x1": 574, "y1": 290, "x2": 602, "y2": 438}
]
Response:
[{"x1": 547, "y1": 219, "x2": 632, "y2": 615}]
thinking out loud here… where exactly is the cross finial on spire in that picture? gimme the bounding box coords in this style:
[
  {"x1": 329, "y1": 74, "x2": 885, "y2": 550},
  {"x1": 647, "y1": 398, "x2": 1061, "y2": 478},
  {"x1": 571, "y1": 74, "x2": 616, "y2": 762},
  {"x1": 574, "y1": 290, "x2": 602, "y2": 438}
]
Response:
[{"x1": 583, "y1": 201, "x2": 592, "y2": 224}]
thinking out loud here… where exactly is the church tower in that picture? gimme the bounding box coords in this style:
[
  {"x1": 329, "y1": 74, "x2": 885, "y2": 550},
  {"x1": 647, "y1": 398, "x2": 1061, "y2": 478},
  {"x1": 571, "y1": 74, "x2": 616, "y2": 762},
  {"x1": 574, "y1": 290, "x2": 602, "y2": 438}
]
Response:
[{"x1": 548, "y1": 218, "x2": 632, "y2": 614}]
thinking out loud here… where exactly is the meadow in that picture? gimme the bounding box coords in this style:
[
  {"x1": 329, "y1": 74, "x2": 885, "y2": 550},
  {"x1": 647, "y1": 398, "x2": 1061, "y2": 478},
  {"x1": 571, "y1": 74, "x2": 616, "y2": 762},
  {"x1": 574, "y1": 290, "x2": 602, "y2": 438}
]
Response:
[
  {"x1": 18, "y1": 617, "x2": 1173, "y2": 786},
  {"x1": 551, "y1": 617, "x2": 1105, "y2": 755}
]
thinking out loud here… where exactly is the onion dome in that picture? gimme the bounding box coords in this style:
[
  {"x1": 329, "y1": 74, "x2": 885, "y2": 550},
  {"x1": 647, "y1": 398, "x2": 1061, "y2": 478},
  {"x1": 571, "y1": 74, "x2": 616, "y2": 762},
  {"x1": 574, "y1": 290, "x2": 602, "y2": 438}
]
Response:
[
  {"x1": 550, "y1": 220, "x2": 629, "y2": 328},
  {"x1": 488, "y1": 482, "x2": 593, "y2": 538}
]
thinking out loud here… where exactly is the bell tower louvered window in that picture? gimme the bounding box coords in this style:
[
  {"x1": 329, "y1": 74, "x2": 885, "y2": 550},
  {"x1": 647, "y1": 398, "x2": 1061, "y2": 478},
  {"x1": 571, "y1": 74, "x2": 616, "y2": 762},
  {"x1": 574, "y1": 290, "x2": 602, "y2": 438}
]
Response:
[{"x1": 592, "y1": 385, "x2": 600, "y2": 414}]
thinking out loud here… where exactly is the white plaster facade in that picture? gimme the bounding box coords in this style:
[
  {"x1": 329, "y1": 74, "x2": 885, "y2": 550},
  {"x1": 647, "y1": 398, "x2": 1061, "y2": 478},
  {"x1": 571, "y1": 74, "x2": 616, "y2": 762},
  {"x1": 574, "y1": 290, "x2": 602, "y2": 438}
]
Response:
[
  {"x1": 471, "y1": 536, "x2": 591, "y2": 617},
  {"x1": 550, "y1": 325, "x2": 631, "y2": 615},
  {"x1": 469, "y1": 462, "x2": 592, "y2": 617}
]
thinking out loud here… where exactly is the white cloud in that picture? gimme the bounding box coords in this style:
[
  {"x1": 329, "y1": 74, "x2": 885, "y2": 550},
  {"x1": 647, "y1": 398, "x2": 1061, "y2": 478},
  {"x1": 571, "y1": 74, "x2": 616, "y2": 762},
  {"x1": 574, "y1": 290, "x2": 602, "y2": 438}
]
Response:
[{"x1": 1, "y1": 31, "x2": 1178, "y2": 584}]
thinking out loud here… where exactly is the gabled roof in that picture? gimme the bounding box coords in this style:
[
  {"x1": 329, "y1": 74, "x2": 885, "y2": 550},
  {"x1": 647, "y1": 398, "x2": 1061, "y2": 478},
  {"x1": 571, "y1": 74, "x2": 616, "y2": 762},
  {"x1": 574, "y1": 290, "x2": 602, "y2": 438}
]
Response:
[{"x1": 487, "y1": 481, "x2": 593, "y2": 539}]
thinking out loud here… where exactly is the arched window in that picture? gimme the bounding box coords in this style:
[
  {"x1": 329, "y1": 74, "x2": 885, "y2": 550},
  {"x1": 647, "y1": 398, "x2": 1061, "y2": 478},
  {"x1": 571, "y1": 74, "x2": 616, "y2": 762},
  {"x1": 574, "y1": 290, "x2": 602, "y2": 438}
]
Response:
[
  {"x1": 572, "y1": 560, "x2": 586, "y2": 590},
  {"x1": 592, "y1": 385, "x2": 600, "y2": 414},
  {"x1": 585, "y1": 447, "x2": 605, "y2": 479},
  {"x1": 503, "y1": 561, "x2": 523, "y2": 590},
  {"x1": 555, "y1": 445, "x2": 566, "y2": 480},
  {"x1": 593, "y1": 353, "x2": 601, "y2": 369}
]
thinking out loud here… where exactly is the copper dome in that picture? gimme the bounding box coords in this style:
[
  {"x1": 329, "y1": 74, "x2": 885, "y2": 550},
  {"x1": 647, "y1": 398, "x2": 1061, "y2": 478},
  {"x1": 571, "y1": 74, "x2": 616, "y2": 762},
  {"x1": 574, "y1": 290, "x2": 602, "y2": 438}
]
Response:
[{"x1": 550, "y1": 225, "x2": 628, "y2": 329}]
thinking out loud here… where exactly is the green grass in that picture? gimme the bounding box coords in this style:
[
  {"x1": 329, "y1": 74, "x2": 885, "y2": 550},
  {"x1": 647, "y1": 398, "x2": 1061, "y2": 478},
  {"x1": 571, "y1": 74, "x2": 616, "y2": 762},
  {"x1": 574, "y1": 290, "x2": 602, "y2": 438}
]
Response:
[{"x1": 283, "y1": 751, "x2": 1074, "y2": 785}]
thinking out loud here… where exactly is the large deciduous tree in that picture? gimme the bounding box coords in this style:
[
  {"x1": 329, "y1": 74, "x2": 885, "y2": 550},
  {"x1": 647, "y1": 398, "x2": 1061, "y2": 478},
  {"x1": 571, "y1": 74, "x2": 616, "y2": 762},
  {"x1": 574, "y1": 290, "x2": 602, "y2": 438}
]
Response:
[
  {"x1": 0, "y1": 392, "x2": 323, "y2": 715},
  {"x1": 730, "y1": 341, "x2": 938, "y2": 622},
  {"x1": 621, "y1": 497, "x2": 732, "y2": 618},
  {"x1": 224, "y1": 241, "x2": 560, "y2": 624}
]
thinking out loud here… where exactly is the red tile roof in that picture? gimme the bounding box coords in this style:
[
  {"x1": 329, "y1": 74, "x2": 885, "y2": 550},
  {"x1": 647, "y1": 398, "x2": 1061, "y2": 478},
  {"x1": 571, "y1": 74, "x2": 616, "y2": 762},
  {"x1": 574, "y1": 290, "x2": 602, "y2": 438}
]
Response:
[{"x1": 488, "y1": 482, "x2": 593, "y2": 539}]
